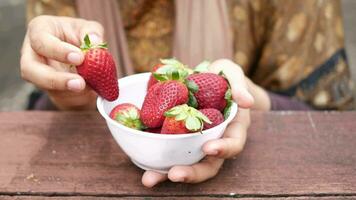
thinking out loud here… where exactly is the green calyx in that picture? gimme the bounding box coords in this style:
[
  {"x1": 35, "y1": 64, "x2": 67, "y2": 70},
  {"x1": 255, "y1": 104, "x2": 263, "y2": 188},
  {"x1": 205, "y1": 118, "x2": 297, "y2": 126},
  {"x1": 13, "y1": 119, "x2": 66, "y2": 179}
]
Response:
[
  {"x1": 193, "y1": 60, "x2": 210, "y2": 73},
  {"x1": 223, "y1": 88, "x2": 233, "y2": 120},
  {"x1": 80, "y1": 34, "x2": 108, "y2": 52},
  {"x1": 217, "y1": 70, "x2": 234, "y2": 119},
  {"x1": 152, "y1": 58, "x2": 193, "y2": 82},
  {"x1": 164, "y1": 104, "x2": 212, "y2": 132},
  {"x1": 115, "y1": 108, "x2": 146, "y2": 130},
  {"x1": 185, "y1": 79, "x2": 199, "y2": 108}
]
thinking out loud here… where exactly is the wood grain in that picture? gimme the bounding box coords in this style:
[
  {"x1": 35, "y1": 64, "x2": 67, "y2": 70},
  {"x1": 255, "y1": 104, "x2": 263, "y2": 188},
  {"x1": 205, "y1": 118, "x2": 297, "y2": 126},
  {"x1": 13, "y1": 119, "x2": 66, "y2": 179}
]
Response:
[
  {"x1": 0, "y1": 111, "x2": 356, "y2": 198},
  {"x1": 1, "y1": 196, "x2": 356, "y2": 200}
]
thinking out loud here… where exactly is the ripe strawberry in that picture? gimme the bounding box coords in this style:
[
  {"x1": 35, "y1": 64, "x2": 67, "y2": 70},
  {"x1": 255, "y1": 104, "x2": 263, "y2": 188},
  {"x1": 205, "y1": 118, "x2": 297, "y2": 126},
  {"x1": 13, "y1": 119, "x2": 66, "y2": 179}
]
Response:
[
  {"x1": 140, "y1": 81, "x2": 189, "y2": 128},
  {"x1": 199, "y1": 108, "x2": 224, "y2": 130},
  {"x1": 147, "y1": 63, "x2": 164, "y2": 90},
  {"x1": 145, "y1": 127, "x2": 162, "y2": 133},
  {"x1": 186, "y1": 73, "x2": 229, "y2": 111},
  {"x1": 76, "y1": 34, "x2": 119, "y2": 101},
  {"x1": 161, "y1": 104, "x2": 212, "y2": 134},
  {"x1": 109, "y1": 103, "x2": 145, "y2": 130},
  {"x1": 161, "y1": 117, "x2": 189, "y2": 134}
]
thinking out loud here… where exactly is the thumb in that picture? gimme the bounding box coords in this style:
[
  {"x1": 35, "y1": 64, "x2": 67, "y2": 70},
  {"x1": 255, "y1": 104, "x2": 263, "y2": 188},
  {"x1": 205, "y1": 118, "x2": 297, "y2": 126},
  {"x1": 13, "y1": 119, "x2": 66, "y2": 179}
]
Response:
[
  {"x1": 78, "y1": 20, "x2": 105, "y2": 45},
  {"x1": 209, "y1": 59, "x2": 254, "y2": 108}
]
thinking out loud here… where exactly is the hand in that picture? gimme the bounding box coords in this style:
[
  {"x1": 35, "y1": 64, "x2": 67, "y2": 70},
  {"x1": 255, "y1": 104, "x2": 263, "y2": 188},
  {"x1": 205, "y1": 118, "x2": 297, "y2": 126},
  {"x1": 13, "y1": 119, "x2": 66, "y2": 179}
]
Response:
[
  {"x1": 20, "y1": 15, "x2": 104, "y2": 110},
  {"x1": 141, "y1": 59, "x2": 254, "y2": 187}
]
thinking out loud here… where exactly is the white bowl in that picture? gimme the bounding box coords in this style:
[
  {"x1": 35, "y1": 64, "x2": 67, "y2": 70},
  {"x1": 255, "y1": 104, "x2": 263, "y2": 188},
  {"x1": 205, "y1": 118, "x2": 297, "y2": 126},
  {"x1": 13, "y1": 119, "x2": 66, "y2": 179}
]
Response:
[{"x1": 97, "y1": 73, "x2": 238, "y2": 173}]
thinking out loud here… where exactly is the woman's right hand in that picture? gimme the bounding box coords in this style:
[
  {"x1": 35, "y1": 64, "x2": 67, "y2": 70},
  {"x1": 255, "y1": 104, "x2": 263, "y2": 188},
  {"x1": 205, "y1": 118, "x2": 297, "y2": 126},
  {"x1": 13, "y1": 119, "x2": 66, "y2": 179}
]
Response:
[{"x1": 21, "y1": 15, "x2": 104, "y2": 110}]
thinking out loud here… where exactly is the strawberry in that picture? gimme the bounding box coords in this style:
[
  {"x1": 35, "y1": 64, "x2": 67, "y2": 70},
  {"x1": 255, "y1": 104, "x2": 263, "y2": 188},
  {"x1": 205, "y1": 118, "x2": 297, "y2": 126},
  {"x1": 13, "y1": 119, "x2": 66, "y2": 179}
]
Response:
[
  {"x1": 199, "y1": 108, "x2": 224, "y2": 130},
  {"x1": 145, "y1": 127, "x2": 162, "y2": 133},
  {"x1": 109, "y1": 103, "x2": 145, "y2": 130},
  {"x1": 161, "y1": 104, "x2": 212, "y2": 134},
  {"x1": 140, "y1": 80, "x2": 189, "y2": 128},
  {"x1": 161, "y1": 117, "x2": 189, "y2": 134},
  {"x1": 76, "y1": 34, "x2": 119, "y2": 101},
  {"x1": 147, "y1": 63, "x2": 164, "y2": 90},
  {"x1": 186, "y1": 73, "x2": 229, "y2": 111},
  {"x1": 147, "y1": 58, "x2": 193, "y2": 91}
]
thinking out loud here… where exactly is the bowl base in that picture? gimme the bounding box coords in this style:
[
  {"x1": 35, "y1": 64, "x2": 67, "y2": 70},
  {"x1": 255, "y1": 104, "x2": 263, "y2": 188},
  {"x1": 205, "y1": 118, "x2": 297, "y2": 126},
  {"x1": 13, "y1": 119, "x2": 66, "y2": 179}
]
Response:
[{"x1": 131, "y1": 159, "x2": 169, "y2": 174}]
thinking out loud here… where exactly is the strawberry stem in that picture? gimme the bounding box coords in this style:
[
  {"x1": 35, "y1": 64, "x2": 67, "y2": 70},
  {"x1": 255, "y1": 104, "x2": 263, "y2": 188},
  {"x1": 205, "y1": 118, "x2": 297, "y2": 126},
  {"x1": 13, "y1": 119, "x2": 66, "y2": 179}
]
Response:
[{"x1": 80, "y1": 34, "x2": 108, "y2": 51}]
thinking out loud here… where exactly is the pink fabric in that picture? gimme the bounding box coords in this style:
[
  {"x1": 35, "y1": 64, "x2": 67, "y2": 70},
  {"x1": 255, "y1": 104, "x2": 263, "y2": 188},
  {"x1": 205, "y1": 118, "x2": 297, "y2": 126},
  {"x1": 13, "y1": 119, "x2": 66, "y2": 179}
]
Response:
[
  {"x1": 76, "y1": 0, "x2": 134, "y2": 77},
  {"x1": 75, "y1": 0, "x2": 233, "y2": 72},
  {"x1": 173, "y1": 0, "x2": 233, "y2": 67}
]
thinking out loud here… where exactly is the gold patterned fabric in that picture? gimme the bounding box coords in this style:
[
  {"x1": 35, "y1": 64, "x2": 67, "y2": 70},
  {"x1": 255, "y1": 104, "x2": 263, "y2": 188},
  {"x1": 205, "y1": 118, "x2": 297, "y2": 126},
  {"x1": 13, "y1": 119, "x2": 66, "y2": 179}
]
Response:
[{"x1": 27, "y1": 0, "x2": 354, "y2": 110}]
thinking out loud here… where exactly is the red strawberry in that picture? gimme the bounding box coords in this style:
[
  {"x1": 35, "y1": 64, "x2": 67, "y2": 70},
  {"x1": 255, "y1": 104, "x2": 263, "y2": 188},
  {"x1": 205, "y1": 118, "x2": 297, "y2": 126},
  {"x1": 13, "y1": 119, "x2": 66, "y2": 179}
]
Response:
[
  {"x1": 147, "y1": 63, "x2": 164, "y2": 90},
  {"x1": 140, "y1": 81, "x2": 189, "y2": 128},
  {"x1": 109, "y1": 103, "x2": 145, "y2": 130},
  {"x1": 161, "y1": 117, "x2": 189, "y2": 134},
  {"x1": 186, "y1": 73, "x2": 229, "y2": 111},
  {"x1": 147, "y1": 58, "x2": 193, "y2": 91},
  {"x1": 199, "y1": 108, "x2": 224, "y2": 130},
  {"x1": 76, "y1": 34, "x2": 118, "y2": 101},
  {"x1": 161, "y1": 104, "x2": 212, "y2": 134},
  {"x1": 145, "y1": 127, "x2": 162, "y2": 133}
]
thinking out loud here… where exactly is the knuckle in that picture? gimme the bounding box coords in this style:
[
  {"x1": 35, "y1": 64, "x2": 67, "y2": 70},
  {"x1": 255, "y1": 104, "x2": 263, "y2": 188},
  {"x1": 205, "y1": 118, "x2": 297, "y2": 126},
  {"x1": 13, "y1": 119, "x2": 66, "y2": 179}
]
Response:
[
  {"x1": 28, "y1": 15, "x2": 51, "y2": 32},
  {"x1": 49, "y1": 77, "x2": 56, "y2": 90},
  {"x1": 29, "y1": 34, "x2": 45, "y2": 53},
  {"x1": 28, "y1": 15, "x2": 44, "y2": 28},
  {"x1": 89, "y1": 20, "x2": 104, "y2": 32}
]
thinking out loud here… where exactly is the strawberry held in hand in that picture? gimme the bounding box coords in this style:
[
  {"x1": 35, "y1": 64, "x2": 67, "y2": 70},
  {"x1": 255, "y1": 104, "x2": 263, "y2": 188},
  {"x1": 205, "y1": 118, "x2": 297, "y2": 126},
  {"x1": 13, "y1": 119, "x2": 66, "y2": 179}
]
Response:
[
  {"x1": 161, "y1": 104, "x2": 212, "y2": 134},
  {"x1": 110, "y1": 103, "x2": 145, "y2": 130},
  {"x1": 140, "y1": 80, "x2": 189, "y2": 128},
  {"x1": 76, "y1": 34, "x2": 119, "y2": 101}
]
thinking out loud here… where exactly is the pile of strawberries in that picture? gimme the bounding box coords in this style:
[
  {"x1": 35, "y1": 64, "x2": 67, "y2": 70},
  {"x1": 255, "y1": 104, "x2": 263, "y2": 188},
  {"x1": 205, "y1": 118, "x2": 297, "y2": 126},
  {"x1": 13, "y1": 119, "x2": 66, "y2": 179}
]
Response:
[
  {"x1": 75, "y1": 35, "x2": 232, "y2": 134},
  {"x1": 110, "y1": 59, "x2": 233, "y2": 134}
]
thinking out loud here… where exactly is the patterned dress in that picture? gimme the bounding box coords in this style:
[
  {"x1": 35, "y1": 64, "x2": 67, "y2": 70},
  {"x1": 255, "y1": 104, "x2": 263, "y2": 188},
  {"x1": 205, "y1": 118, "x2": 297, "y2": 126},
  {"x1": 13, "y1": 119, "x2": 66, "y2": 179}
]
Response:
[{"x1": 27, "y1": 0, "x2": 354, "y2": 110}]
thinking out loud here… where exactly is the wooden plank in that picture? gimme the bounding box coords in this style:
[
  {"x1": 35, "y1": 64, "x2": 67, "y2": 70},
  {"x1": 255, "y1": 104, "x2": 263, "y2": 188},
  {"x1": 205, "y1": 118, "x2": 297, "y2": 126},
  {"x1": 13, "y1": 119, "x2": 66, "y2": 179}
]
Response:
[
  {"x1": 0, "y1": 111, "x2": 356, "y2": 197},
  {"x1": 1, "y1": 196, "x2": 356, "y2": 200}
]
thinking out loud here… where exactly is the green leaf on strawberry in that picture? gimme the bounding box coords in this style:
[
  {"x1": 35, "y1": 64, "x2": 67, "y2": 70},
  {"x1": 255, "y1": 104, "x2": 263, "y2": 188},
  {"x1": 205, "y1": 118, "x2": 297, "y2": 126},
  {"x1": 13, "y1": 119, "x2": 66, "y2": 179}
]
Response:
[
  {"x1": 186, "y1": 116, "x2": 201, "y2": 131},
  {"x1": 194, "y1": 61, "x2": 210, "y2": 73},
  {"x1": 223, "y1": 88, "x2": 233, "y2": 120},
  {"x1": 188, "y1": 92, "x2": 198, "y2": 108},
  {"x1": 152, "y1": 58, "x2": 193, "y2": 82},
  {"x1": 153, "y1": 73, "x2": 169, "y2": 82},
  {"x1": 185, "y1": 80, "x2": 199, "y2": 93},
  {"x1": 164, "y1": 104, "x2": 212, "y2": 133}
]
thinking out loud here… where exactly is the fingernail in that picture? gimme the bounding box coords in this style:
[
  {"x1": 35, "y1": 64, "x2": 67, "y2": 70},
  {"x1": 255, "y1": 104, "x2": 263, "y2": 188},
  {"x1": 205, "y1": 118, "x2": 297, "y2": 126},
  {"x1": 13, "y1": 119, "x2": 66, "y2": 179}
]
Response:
[
  {"x1": 67, "y1": 52, "x2": 82, "y2": 64},
  {"x1": 67, "y1": 79, "x2": 84, "y2": 91},
  {"x1": 88, "y1": 33, "x2": 101, "y2": 45}
]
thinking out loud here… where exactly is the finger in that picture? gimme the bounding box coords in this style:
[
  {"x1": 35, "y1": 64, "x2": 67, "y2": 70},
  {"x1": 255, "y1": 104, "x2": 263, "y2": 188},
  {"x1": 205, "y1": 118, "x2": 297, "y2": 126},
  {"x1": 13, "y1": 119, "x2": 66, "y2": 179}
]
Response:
[
  {"x1": 28, "y1": 24, "x2": 84, "y2": 65},
  {"x1": 142, "y1": 171, "x2": 168, "y2": 188},
  {"x1": 168, "y1": 157, "x2": 224, "y2": 183},
  {"x1": 76, "y1": 19, "x2": 105, "y2": 45},
  {"x1": 209, "y1": 59, "x2": 254, "y2": 108},
  {"x1": 21, "y1": 51, "x2": 85, "y2": 92},
  {"x1": 203, "y1": 108, "x2": 250, "y2": 158}
]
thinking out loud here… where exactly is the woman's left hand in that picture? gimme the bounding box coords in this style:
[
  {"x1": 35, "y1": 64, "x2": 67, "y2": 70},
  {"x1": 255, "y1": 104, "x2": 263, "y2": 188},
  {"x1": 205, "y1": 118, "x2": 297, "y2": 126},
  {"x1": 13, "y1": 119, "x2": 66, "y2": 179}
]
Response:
[{"x1": 141, "y1": 59, "x2": 254, "y2": 187}]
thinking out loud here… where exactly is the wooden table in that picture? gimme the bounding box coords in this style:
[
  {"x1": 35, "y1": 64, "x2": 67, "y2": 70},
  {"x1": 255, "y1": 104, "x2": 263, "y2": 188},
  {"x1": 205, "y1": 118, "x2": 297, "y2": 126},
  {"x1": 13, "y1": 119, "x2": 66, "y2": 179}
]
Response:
[{"x1": 0, "y1": 111, "x2": 356, "y2": 199}]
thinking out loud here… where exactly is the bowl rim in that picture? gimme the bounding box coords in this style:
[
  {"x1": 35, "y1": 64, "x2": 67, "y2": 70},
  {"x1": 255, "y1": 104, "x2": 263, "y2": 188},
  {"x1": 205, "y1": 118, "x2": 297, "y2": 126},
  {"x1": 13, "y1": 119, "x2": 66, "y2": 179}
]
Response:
[{"x1": 97, "y1": 72, "x2": 238, "y2": 139}]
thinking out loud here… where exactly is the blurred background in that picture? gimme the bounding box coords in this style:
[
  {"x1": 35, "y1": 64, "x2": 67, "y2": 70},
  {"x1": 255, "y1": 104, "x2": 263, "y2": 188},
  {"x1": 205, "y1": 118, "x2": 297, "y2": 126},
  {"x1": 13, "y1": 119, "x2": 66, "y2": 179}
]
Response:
[{"x1": 0, "y1": 0, "x2": 355, "y2": 111}]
